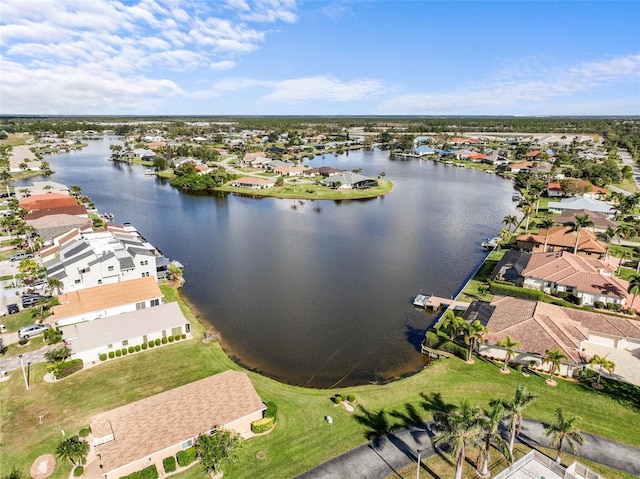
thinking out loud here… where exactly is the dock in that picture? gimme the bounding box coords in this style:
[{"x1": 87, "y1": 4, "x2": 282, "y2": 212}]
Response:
[{"x1": 413, "y1": 294, "x2": 469, "y2": 312}]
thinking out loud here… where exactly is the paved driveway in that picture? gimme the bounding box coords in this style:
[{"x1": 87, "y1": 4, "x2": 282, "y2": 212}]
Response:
[{"x1": 582, "y1": 342, "x2": 640, "y2": 387}]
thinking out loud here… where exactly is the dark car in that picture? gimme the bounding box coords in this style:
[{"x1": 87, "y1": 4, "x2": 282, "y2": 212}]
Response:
[{"x1": 7, "y1": 304, "x2": 19, "y2": 314}]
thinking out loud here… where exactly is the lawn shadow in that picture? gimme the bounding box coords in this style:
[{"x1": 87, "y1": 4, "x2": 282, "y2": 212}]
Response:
[
  {"x1": 419, "y1": 392, "x2": 457, "y2": 415},
  {"x1": 353, "y1": 405, "x2": 397, "y2": 446},
  {"x1": 404, "y1": 324, "x2": 427, "y2": 353},
  {"x1": 575, "y1": 375, "x2": 640, "y2": 411}
]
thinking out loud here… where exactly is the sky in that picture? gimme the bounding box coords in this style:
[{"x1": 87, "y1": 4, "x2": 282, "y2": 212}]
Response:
[{"x1": 1, "y1": 0, "x2": 639, "y2": 116}]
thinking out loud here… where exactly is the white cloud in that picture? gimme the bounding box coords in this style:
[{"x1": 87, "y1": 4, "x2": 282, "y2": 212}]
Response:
[
  {"x1": 263, "y1": 76, "x2": 386, "y2": 102},
  {"x1": 378, "y1": 54, "x2": 640, "y2": 114},
  {"x1": 226, "y1": 0, "x2": 297, "y2": 23}
]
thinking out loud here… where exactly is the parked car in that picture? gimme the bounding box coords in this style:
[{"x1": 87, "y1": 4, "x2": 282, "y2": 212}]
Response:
[
  {"x1": 21, "y1": 295, "x2": 50, "y2": 308},
  {"x1": 7, "y1": 303, "x2": 19, "y2": 314},
  {"x1": 18, "y1": 323, "x2": 51, "y2": 339},
  {"x1": 9, "y1": 251, "x2": 34, "y2": 262}
]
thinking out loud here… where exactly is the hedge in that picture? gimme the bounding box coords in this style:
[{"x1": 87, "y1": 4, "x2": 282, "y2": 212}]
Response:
[
  {"x1": 141, "y1": 343, "x2": 148, "y2": 350},
  {"x1": 161, "y1": 337, "x2": 168, "y2": 345},
  {"x1": 99, "y1": 353, "x2": 107, "y2": 361},
  {"x1": 176, "y1": 447, "x2": 196, "y2": 467},
  {"x1": 181, "y1": 334, "x2": 186, "y2": 339},
  {"x1": 251, "y1": 417, "x2": 275, "y2": 434},
  {"x1": 163, "y1": 456, "x2": 176, "y2": 473},
  {"x1": 128, "y1": 346, "x2": 135, "y2": 354},
  {"x1": 120, "y1": 465, "x2": 158, "y2": 479},
  {"x1": 148, "y1": 341, "x2": 155, "y2": 348},
  {"x1": 122, "y1": 348, "x2": 128, "y2": 356},
  {"x1": 51, "y1": 359, "x2": 83, "y2": 379},
  {"x1": 73, "y1": 466, "x2": 84, "y2": 477},
  {"x1": 489, "y1": 281, "x2": 544, "y2": 301},
  {"x1": 168, "y1": 336, "x2": 174, "y2": 343},
  {"x1": 423, "y1": 331, "x2": 467, "y2": 361},
  {"x1": 79, "y1": 427, "x2": 91, "y2": 437},
  {"x1": 134, "y1": 345, "x2": 141, "y2": 352},
  {"x1": 115, "y1": 350, "x2": 122, "y2": 357}
]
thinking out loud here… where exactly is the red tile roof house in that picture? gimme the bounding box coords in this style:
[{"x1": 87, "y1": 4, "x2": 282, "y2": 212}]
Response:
[
  {"x1": 516, "y1": 225, "x2": 607, "y2": 259},
  {"x1": 463, "y1": 296, "x2": 640, "y2": 377},
  {"x1": 19, "y1": 192, "x2": 78, "y2": 210},
  {"x1": 547, "y1": 182, "x2": 563, "y2": 198},
  {"x1": 90, "y1": 371, "x2": 266, "y2": 479},
  {"x1": 521, "y1": 251, "x2": 634, "y2": 308},
  {"x1": 230, "y1": 176, "x2": 276, "y2": 189}
]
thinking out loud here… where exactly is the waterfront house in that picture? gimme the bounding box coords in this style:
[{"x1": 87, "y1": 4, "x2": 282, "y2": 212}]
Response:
[
  {"x1": 51, "y1": 276, "x2": 163, "y2": 327},
  {"x1": 547, "y1": 182, "x2": 564, "y2": 198},
  {"x1": 322, "y1": 171, "x2": 378, "y2": 189},
  {"x1": 60, "y1": 301, "x2": 191, "y2": 364},
  {"x1": 521, "y1": 251, "x2": 630, "y2": 307},
  {"x1": 556, "y1": 209, "x2": 617, "y2": 233},
  {"x1": 230, "y1": 176, "x2": 276, "y2": 189},
  {"x1": 91, "y1": 370, "x2": 265, "y2": 479},
  {"x1": 19, "y1": 192, "x2": 77, "y2": 209},
  {"x1": 26, "y1": 215, "x2": 92, "y2": 243},
  {"x1": 516, "y1": 225, "x2": 607, "y2": 258},
  {"x1": 547, "y1": 196, "x2": 615, "y2": 217}
]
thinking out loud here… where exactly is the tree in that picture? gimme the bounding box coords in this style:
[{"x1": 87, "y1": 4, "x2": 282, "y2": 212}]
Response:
[
  {"x1": 543, "y1": 408, "x2": 585, "y2": 463},
  {"x1": 497, "y1": 335, "x2": 521, "y2": 372},
  {"x1": 69, "y1": 185, "x2": 82, "y2": 198},
  {"x1": 55, "y1": 436, "x2": 89, "y2": 466},
  {"x1": 47, "y1": 276, "x2": 64, "y2": 296},
  {"x1": 432, "y1": 401, "x2": 483, "y2": 479},
  {"x1": 627, "y1": 274, "x2": 640, "y2": 310},
  {"x1": 520, "y1": 204, "x2": 535, "y2": 233},
  {"x1": 598, "y1": 226, "x2": 618, "y2": 260},
  {"x1": 543, "y1": 348, "x2": 567, "y2": 383},
  {"x1": 571, "y1": 214, "x2": 594, "y2": 255},
  {"x1": 502, "y1": 385, "x2": 538, "y2": 456},
  {"x1": 589, "y1": 354, "x2": 615, "y2": 386},
  {"x1": 477, "y1": 401, "x2": 511, "y2": 476},
  {"x1": 464, "y1": 320, "x2": 488, "y2": 362},
  {"x1": 439, "y1": 310, "x2": 466, "y2": 341},
  {"x1": 539, "y1": 217, "x2": 555, "y2": 252},
  {"x1": 502, "y1": 214, "x2": 518, "y2": 232},
  {"x1": 196, "y1": 428, "x2": 244, "y2": 477},
  {"x1": 45, "y1": 345, "x2": 71, "y2": 363}
]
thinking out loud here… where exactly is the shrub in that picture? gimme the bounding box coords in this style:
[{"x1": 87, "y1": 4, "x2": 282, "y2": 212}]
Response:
[
  {"x1": 148, "y1": 341, "x2": 155, "y2": 348},
  {"x1": 168, "y1": 336, "x2": 174, "y2": 343},
  {"x1": 128, "y1": 346, "x2": 135, "y2": 354},
  {"x1": 115, "y1": 350, "x2": 122, "y2": 357},
  {"x1": 163, "y1": 456, "x2": 176, "y2": 473},
  {"x1": 347, "y1": 394, "x2": 356, "y2": 402},
  {"x1": 53, "y1": 359, "x2": 83, "y2": 379},
  {"x1": 593, "y1": 301, "x2": 605, "y2": 309},
  {"x1": 18, "y1": 338, "x2": 29, "y2": 345},
  {"x1": 174, "y1": 334, "x2": 181, "y2": 341},
  {"x1": 161, "y1": 337, "x2": 168, "y2": 345},
  {"x1": 134, "y1": 345, "x2": 141, "y2": 352},
  {"x1": 176, "y1": 447, "x2": 196, "y2": 467},
  {"x1": 181, "y1": 334, "x2": 186, "y2": 339},
  {"x1": 73, "y1": 466, "x2": 84, "y2": 477},
  {"x1": 264, "y1": 401, "x2": 277, "y2": 419},
  {"x1": 79, "y1": 427, "x2": 90, "y2": 437},
  {"x1": 423, "y1": 331, "x2": 468, "y2": 361},
  {"x1": 108, "y1": 351, "x2": 115, "y2": 359},
  {"x1": 120, "y1": 465, "x2": 158, "y2": 479},
  {"x1": 122, "y1": 348, "x2": 128, "y2": 356},
  {"x1": 332, "y1": 394, "x2": 343, "y2": 404},
  {"x1": 251, "y1": 417, "x2": 275, "y2": 434},
  {"x1": 489, "y1": 282, "x2": 544, "y2": 301},
  {"x1": 141, "y1": 343, "x2": 148, "y2": 350},
  {"x1": 99, "y1": 353, "x2": 107, "y2": 361},
  {"x1": 154, "y1": 338, "x2": 161, "y2": 346},
  {"x1": 612, "y1": 303, "x2": 622, "y2": 312}
]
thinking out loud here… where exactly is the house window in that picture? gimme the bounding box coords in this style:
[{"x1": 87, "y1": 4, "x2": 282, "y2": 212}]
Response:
[
  {"x1": 150, "y1": 299, "x2": 160, "y2": 307},
  {"x1": 142, "y1": 335, "x2": 147, "y2": 344},
  {"x1": 185, "y1": 323, "x2": 191, "y2": 333},
  {"x1": 75, "y1": 279, "x2": 81, "y2": 284},
  {"x1": 136, "y1": 301, "x2": 146, "y2": 310},
  {"x1": 107, "y1": 344, "x2": 113, "y2": 349},
  {"x1": 140, "y1": 260, "x2": 149, "y2": 266},
  {"x1": 141, "y1": 272, "x2": 150, "y2": 277},
  {"x1": 107, "y1": 266, "x2": 114, "y2": 272},
  {"x1": 122, "y1": 340, "x2": 128, "y2": 347},
  {"x1": 97, "y1": 279, "x2": 102, "y2": 285},
  {"x1": 181, "y1": 439, "x2": 193, "y2": 449}
]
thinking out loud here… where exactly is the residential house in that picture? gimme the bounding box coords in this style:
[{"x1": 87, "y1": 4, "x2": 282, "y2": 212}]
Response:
[
  {"x1": 60, "y1": 301, "x2": 191, "y2": 364},
  {"x1": 304, "y1": 166, "x2": 343, "y2": 177},
  {"x1": 273, "y1": 165, "x2": 309, "y2": 177},
  {"x1": 521, "y1": 251, "x2": 631, "y2": 307},
  {"x1": 492, "y1": 450, "x2": 603, "y2": 479},
  {"x1": 27, "y1": 181, "x2": 70, "y2": 196},
  {"x1": 51, "y1": 276, "x2": 163, "y2": 327},
  {"x1": 547, "y1": 182, "x2": 564, "y2": 198},
  {"x1": 19, "y1": 192, "x2": 77, "y2": 210},
  {"x1": 26, "y1": 215, "x2": 92, "y2": 242},
  {"x1": 547, "y1": 196, "x2": 615, "y2": 217},
  {"x1": 516, "y1": 225, "x2": 607, "y2": 258},
  {"x1": 556, "y1": 209, "x2": 617, "y2": 233},
  {"x1": 230, "y1": 176, "x2": 276, "y2": 189},
  {"x1": 322, "y1": 171, "x2": 378, "y2": 189},
  {"x1": 414, "y1": 146, "x2": 436, "y2": 156},
  {"x1": 507, "y1": 161, "x2": 534, "y2": 173},
  {"x1": 463, "y1": 296, "x2": 640, "y2": 376},
  {"x1": 92, "y1": 370, "x2": 266, "y2": 479}
]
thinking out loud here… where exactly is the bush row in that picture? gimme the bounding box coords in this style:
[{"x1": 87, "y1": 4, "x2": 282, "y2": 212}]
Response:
[
  {"x1": 176, "y1": 446, "x2": 196, "y2": 467},
  {"x1": 48, "y1": 359, "x2": 84, "y2": 379},
  {"x1": 251, "y1": 417, "x2": 275, "y2": 434},
  {"x1": 162, "y1": 456, "x2": 176, "y2": 473},
  {"x1": 121, "y1": 465, "x2": 158, "y2": 479},
  {"x1": 489, "y1": 281, "x2": 544, "y2": 301},
  {"x1": 99, "y1": 335, "x2": 187, "y2": 361},
  {"x1": 423, "y1": 331, "x2": 468, "y2": 361}
]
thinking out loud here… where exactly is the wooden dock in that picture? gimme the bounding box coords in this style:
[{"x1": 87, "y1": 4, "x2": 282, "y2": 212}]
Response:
[{"x1": 414, "y1": 294, "x2": 470, "y2": 312}]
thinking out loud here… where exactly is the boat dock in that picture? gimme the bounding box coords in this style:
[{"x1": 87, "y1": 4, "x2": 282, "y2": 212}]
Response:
[{"x1": 413, "y1": 294, "x2": 469, "y2": 312}]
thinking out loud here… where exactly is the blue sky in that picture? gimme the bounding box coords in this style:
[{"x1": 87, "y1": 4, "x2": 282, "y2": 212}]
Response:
[{"x1": 1, "y1": 0, "x2": 639, "y2": 115}]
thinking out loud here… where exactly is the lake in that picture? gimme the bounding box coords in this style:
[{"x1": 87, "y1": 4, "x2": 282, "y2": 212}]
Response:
[{"x1": 25, "y1": 140, "x2": 517, "y2": 388}]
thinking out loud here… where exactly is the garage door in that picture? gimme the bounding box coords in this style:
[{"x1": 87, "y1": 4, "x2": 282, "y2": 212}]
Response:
[{"x1": 588, "y1": 334, "x2": 616, "y2": 348}]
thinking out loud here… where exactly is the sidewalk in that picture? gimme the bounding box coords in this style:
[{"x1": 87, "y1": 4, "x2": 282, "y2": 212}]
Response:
[{"x1": 296, "y1": 418, "x2": 640, "y2": 478}]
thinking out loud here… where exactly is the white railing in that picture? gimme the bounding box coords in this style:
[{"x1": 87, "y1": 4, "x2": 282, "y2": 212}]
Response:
[{"x1": 492, "y1": 450, "x2": 602, "y2": 479}]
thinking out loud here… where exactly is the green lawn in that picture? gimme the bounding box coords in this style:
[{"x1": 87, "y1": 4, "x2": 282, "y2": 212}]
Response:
[
  {"x1": 1, "y1": 289, "x2": 639, "y2": 479},
  {"x1": 217, "y1": 179, "x2": 394, "y2": 200}
]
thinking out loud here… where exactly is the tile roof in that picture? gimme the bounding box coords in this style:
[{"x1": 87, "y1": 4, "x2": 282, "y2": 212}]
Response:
[
  {"x1": 92, "y1": 371, "x2": 265, "y2": 473},
  {"x1": 24, "y1": 204, "x2": 87, "y2": 220},
  {"x1": 52, "y1": 277, "x2": 162, "y2": 319},
  {"x1": 516, "y1": 225, "x2": 607, "y2": 254},
  {"x1": 20, "y1": 194, "x2": 78, "y2": 210},
  {"x1": 556, "y1": 209, "x2": 617, "y2": 230}
]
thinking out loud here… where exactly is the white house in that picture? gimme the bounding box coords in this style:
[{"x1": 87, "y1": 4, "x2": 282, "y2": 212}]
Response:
[
  {"x1": 60, "y1": 301, "x2": 191, "y2": 364},
  {"x1": 322, "y1": 171, "x2": 378, "y2": 189},
  {"x1": 547, "y1": 196, "x2": 615, "y2": 217},
  {"x1": 51, "y1": 276, "x2": 164, "y2": 327}
]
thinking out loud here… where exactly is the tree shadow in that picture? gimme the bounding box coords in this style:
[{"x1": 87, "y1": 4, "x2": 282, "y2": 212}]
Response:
[
  {"x1": 353, "y1": 405, "x2": 397, "y2": 446},
  {"x1": 404, "y1": 324, "x2": 427, "y2": 353},
  {"x1": 419, "y1": 392, "x2": 457, "y2": 415},
  {"x1": 575, "y1": 375, "x2": 640, "y2": 411}
]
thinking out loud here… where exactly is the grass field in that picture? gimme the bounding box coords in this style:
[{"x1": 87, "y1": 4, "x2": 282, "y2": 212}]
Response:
[
  {"x1": 217, "y1": 179, "x2": 394, "y2": 200},
  {"x1": 1, "y1": 287, "x2": 639, "y2": 479}
]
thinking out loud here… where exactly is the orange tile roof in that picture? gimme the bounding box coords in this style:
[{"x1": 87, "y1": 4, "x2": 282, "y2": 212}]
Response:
[
  {"x1": 52, "y1": 277, "x2": 162, "y2": 319},
  {"x1": 92, "y1": 371, "x2": 265, "y2": 472},
  {"x1": 20, "y1": 193, "x2": 77, "y2": 210},
  {"x1": 547, "y1": 182, "x2": 562, "y2": 191},
  {"x1": 517, "y1": 225, "x2": 606, "y2": 254}
]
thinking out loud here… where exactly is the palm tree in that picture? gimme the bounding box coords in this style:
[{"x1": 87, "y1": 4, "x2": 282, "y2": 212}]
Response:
[
  {"x1": 502, "y1": 385, "x2": 538, "y2": 455},
  {"x1": 571, "y1": 214, "x2": 594, "y2": 255},
  {"x1": 589, "y1": 354, "x2": 615, "y2": 385},
  {"x1": 47, "y1": 276, "x2": 64, "y2": 296},
  {"x1": 464, "y1": 320, "x2": 488, "y2": 362},
  {"x1": 432, "y1": 401, "x2": 483, "y2": 479},
  {"x1": 598, "y1": 226, "x2": 618, "y2": 260},
  {"x1": 540, "y1": 217, "x2": 555, "y2": 253},
  {"x1": 477, "y1": 401, "x2": 511, "y2": 475},
  {"x1": 521, "y1": 204, "x2": 535, "y2": 233},
  {"x1": 497, "y1": 335, "x2": 521, "y2": 372},
  {"x1": 543, "y1": 408, "x2": 585, "y2": 463},
  {"x1": 543, "y1": 348, "x2": 567, "y2": 384},
  {"x1": 69, "y1": 185, "x2": 82, "y2": 198},
  {"x1": 439, "y1": 310, "x2": 465, "y2": 340},
  {"x1": 55, "y1": 436, "x2": 89, "y2": 466},
  {"x1": 502, "y1": 214, "x2": 518, "y2": 233}
]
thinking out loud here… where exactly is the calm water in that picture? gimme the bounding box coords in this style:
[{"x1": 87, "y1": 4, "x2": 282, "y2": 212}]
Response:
[{"x1": 26, "y1": 139, "x2": 517, "y2": 387}]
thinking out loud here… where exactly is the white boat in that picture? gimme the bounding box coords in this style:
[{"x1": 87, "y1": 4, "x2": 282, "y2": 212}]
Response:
[
  {"x1": 413, "y1": 293, "x2": 430, "y2": 308},
  {"x1": 144, "y1": 169, "x2": 154, "y2": 175},
  {"x1": 481, "y1": 236, "x2": 501, "y2": 250}
]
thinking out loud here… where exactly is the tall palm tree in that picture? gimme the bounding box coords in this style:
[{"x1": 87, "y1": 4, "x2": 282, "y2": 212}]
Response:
[
  {"x1": 464, "y1": 320, "x2": 488, "y2": 362},
  {"x1": 627, "y1": 274, "x2": 640, "y2": 311},
  {"x1": 432, "y1": 401, "x2": 483, "y2": 479},
  {"x1": 497, "y1": 335, "x2": 521, "y2": 372},
  {"x1": 521, "y1": 204, "x2": 535, "y2": 233},
  {"x1": 502, "y1": 214, "x2": 518, "y2": 233},
  {"x1": 502, "y1": 385, "x2": 538, "y2": 456},
  {"x1": 47, "y1": 276, "x2": 64, "y2": 296},
  {"x1": 543, "y1": 348, "x2": 568, "y2": 383},
  {"x1": 439, "y1": 310, "x2": 466, "y2": 341},
  {"x1": 589, "y1": 354, "x2": 615, "y2": 385},
  {"x1": 477, "y1": 401, "x2": 511, "y2": 475},
  {"x1": 543, "y1": 408, "x2": 585, "y2": 463},
  {"x1": 540, "y1": 217, "x2": 555, "y2": 253},
  {"x1": 598, "y1": 226, "x2": 618, "y2": 260},
  {"x1": 571, "y1": 214, "x2": 594, "y2": 255}
]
